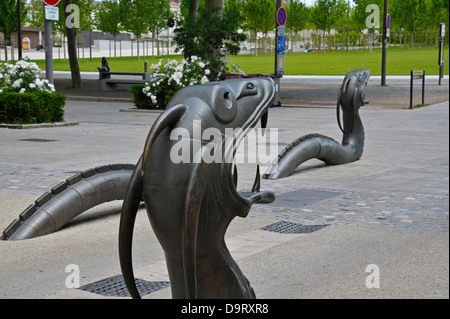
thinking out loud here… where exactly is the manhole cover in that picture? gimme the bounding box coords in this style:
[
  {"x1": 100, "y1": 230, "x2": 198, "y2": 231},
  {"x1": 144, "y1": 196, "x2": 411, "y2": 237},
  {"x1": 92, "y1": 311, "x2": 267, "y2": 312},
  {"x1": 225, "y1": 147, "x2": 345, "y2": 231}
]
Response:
[
  {"x1": 261, "y1": 221, "x2": 328, "y2": 234},
  {"x1": 19, "y1": 138, "x2": 58, "y2": 142},
  {"x1": 79, "y1": 275, "x2": 170, "y2": 297},
  {"x1": 269, "y1": 189, "x2": 342, "y2": 208}
]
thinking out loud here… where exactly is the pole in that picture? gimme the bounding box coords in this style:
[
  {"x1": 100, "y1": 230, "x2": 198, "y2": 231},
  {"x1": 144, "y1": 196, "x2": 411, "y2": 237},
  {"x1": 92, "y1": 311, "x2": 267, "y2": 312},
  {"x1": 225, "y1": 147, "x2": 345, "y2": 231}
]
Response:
[
  {"x1": 44, "y1": 4, "x2": 54, "y2": 84},
  {"x1": 274, "y1": 0, "x2": 281, "y2": 74},
  {"x1": 409, "y1": 70, "x2": 413, "y2": 109},
  {"x1": 422, "y1": 69, "x2": 425, "y2": 105},
  {"x1": 346, "y1": 0, "x2": 349, "y2": 51},
  {"x1": 17, "y1": 0, "x2": 22, "y2": 60},
  {"x1": 381, "y1": 0, "x2": 388, "y2": 86}
]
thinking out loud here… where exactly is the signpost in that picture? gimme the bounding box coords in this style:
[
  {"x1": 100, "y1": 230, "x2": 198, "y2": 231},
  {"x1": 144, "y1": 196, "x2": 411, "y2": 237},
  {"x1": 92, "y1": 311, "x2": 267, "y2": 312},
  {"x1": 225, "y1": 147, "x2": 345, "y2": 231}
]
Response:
[
  {"x1": 381, "y1": 0, "x2": 388, "y2": 86},
  {"x1": 386, "y1": 13, "x2": 391, "y2": 38},
  {"x1": 275, "y1": 1, "x2": 286, "y2": 76},
  {"x1": 438, "y1": 23, "x2": 445, "y2": 85},
  {"x1": 43, "y1": 0, "x2": 60, "y2": 84},
  {"x1": 410, "y1": 69, "x2": 425, "y2": 109}
]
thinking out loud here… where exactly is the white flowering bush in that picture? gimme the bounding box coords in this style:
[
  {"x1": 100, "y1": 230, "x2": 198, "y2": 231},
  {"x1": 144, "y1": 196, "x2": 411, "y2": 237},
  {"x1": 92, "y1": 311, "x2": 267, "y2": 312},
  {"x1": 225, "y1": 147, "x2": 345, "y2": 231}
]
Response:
[
  {"x1": 0, "y1": 59, "x2": 56, "y2": 94},
  {"x1": 0, "y1": 60, "x2": 65, "y2": 124},
  {"x1": 137, "y1": 56, "x2": 211, "y2": 109}
]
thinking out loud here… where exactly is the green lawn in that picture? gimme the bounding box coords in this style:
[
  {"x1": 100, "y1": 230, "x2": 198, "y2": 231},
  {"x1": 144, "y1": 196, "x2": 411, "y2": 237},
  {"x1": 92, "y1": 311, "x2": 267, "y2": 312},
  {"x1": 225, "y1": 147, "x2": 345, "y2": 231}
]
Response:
[{"x1": 30, "y1": 46, "x2": 448, "y2": 76}]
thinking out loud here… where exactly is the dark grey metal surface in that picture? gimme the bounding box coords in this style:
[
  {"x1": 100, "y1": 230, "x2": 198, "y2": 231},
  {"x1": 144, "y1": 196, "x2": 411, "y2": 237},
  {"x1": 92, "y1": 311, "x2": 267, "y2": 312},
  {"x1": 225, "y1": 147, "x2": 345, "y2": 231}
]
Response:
[
  {"x1": 119, "y1": 78, "x2": 277, "y2": 299},
  {"x1": 263, "y1": 69, "x2": 371, "y2": 179},
  {"x1": 79, "y1": 274, "x2": 170, "y2": 297},
  {"x1": 261, "y1": 221, "x2": 328, "y2": 234},
  {"x1": 1, "y1": 164, "x2": 135, "y2": 240}
]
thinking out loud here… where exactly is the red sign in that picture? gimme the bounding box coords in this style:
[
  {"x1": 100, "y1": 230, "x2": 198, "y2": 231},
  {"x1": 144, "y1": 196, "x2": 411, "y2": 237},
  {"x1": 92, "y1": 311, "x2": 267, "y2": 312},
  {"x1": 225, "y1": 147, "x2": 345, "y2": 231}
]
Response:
[
  {"x1": 43, "y1": 0, "x2": 61, "y2": 6},
  {"x1": 386, "y1": 14, "x2": 391, "y2": 29},
  {"x1": 277, "y1": 7, "x2": 287, "y2": 26}
]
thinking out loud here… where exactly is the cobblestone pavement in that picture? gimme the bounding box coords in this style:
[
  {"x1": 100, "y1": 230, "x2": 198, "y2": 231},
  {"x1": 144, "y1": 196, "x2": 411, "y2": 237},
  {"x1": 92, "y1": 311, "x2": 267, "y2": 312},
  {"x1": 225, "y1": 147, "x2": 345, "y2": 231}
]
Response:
[
  {"x1": 1, "y1": 163, "x2": 447, "y2": 233},
  {"x1": 250, "y1": 189, "x2": 449, "y2": 234}
]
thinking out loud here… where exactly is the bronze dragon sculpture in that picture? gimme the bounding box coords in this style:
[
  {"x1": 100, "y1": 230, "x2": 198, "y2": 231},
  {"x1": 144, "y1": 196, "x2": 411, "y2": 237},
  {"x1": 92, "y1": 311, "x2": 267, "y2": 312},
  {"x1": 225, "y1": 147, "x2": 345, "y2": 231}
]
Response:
[
  {"x1": 119, "y1": 77, "x2": 277, "y2": 299},
  {"x1": 263, "y1": 69, "x2": 370, "y2": 179}
]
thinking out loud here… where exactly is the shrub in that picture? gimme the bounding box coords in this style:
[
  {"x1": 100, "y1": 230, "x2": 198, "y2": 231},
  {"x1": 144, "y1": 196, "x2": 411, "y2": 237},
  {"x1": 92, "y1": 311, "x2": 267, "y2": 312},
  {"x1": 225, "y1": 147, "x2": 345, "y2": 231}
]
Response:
[
  {"x1": 131, "y1": 84, "x2": 155, "y2": 109},
  {"x1": 0, "y1": 91, "x2": 66, "y2": 124},
  {"x1": 0, "y1": 60, "x2": 65, "y2": 124},
  {"x1": 0, "y1": 60, "x2": 56, "y2": 94},
  {"x1": 134, "y1": 56, "x2": 211, "y2": 110}
]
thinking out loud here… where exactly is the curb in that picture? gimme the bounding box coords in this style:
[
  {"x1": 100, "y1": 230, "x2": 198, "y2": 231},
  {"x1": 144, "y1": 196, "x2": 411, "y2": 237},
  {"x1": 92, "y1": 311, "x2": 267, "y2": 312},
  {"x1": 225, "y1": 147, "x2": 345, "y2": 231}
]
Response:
[
  {"x1": 65, "y1": 95, "x2": 133, "y2": 103},
  {"x1": 0, "y1": 121, "x2": 79, "y2": 129},
  {"x1": 119, "y1": 108, "x2": 163, "y2": 114}
]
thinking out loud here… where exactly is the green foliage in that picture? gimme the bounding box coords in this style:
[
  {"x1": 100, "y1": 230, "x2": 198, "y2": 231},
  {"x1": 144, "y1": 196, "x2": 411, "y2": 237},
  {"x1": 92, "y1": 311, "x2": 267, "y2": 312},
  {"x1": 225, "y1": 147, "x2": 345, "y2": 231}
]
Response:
[
  {"x1": 174, "y1": 8, "x2": 246, "y2": 79},
  {"x1": 242, "y1": 0, "x2": 275, "y2": 35},
  {"x1": 97, "y1": 0, "x2": 123, "y2": 38},
  {"x1": 132, "y1": 56, "x2": 214, "y2": 109},
  {"x1": 131, "y1": 84, "x2": 155, "y2": 109},
  {"x1": 0, "y1": 0, "x2": 27, "y2": 38},
  {"x1": 0, "y1": 91, "x2": 66, "y2": 124},
  {"x1": 286, "y1": 0, "x2": 310, "y2": 34}
]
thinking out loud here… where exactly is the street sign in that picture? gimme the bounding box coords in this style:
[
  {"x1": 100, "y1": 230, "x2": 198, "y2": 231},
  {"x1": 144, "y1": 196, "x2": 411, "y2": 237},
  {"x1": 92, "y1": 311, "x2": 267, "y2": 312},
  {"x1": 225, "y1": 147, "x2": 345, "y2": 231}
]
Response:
[
  {"x1": 276, "y1": 52, "x2": 285, "y2": 75},
  {"x1": 277, "y1": 25, "x2": 286, "y2": 37},
  {"x1": 386, "y1": 14, "x2": 391, "y2": 29},
  {"x1": 277, "y1": 36, "x2": 286, "y2": 52},
  {"x1": 277, "y1": 7, "x2": 287, "y2": 26},
  {"x1": 43, "y1": 0, "x2": 61, "y2": 6},
  {"x1": 45, "y1": 5, "x2": 59, "y2": 21}
]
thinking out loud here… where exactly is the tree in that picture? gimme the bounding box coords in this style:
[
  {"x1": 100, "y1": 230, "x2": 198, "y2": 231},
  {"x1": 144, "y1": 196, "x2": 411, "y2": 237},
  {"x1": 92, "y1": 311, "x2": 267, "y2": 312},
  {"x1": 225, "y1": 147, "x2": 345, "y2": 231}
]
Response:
[
  {"x1": 242, "y1": 0, "x2": 275, "y2": 55},
  {"x1": 174, "y1": 1, "x2": 245, "y2": 79},
  {"x1": 63, "y1": 0, "x2": 81, "y2": 88},
  {"x1": 97, "y1": 0, "x2": 123, "y2": 57},
  {"x1": 286, "y1": 0, "x2": 310, "y2": 51},
  {"x1": 311, "y1": 0, "x2": 342, "y2": 51},
  {"x1": 147, "y1": 0, "x2": 173, "y2": 57},
  {"x1": 119, "y1": 0, "x2": 154, "y2": 60},
  {"x1": 26, "y1": 0, "x2": 44, "y2": 29},
  {"x1": 390, "y1": 0, "x2": 421, "y2": 49},
  {"x1": 0, "y1": 0, "x2": 27, "y2": 62}
]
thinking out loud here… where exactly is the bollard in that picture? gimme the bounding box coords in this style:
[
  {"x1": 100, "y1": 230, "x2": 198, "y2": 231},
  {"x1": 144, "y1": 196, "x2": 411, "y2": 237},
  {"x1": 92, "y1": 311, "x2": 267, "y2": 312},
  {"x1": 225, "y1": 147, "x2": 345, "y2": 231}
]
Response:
[{"x1": 410, "y1": 69, "x2": 425, "y2": 109}]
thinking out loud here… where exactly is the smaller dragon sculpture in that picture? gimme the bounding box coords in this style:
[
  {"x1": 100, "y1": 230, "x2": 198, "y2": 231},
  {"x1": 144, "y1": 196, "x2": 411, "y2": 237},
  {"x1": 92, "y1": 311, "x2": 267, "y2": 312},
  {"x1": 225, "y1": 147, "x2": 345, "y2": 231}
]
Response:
[{"x1": 263, "y1": 69, "x2": 370, "y2": 180}]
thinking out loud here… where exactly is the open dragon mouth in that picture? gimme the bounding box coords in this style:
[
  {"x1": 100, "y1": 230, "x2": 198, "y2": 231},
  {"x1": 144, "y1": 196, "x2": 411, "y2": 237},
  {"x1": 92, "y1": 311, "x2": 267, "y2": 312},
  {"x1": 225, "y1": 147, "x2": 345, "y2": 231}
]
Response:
[{"x1": 214, "y1": 79, "x2": 276, "y2": 209}]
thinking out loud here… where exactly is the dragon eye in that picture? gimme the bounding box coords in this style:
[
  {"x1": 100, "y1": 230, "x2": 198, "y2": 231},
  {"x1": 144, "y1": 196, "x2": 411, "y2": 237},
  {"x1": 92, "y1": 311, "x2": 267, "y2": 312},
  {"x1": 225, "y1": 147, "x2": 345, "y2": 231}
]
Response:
[{"x1": 211, "y1": 87, "x2": 237, "y2": 123}]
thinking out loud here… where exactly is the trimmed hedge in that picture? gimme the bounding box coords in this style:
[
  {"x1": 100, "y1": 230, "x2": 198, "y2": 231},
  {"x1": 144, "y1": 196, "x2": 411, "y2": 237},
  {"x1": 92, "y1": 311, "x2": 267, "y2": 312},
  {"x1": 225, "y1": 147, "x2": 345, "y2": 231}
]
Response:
[
  {"x1": 131, "y1": 84, "x2": 155, "y2": 109},
  {"x1": 0, "y1": 91, "x2": 66, "y2": 124}
]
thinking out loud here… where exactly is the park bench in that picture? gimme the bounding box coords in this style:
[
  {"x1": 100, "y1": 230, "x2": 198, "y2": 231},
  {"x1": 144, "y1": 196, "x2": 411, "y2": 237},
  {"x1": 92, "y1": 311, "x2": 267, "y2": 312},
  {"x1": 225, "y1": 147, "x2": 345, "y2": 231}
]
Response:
[{"x1": 99, "y1": 71, "x2": 154, "y2": 90}]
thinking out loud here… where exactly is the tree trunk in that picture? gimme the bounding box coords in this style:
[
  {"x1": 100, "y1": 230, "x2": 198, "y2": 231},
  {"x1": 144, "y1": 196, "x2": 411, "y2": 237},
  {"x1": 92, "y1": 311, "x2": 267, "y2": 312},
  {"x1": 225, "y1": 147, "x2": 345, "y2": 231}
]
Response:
[
  {"x1": 205, "y1": 0, "x2": 223, "y2": 16},
  {"x1": 4, "y1": 34, "x2": 8, "y2": 63},
  {"x1": 64, "y1": 0, "x2": 81, "y2": 88},
  {"x1": 189, "y1": 0, "x2": 200, "y2": 20}
]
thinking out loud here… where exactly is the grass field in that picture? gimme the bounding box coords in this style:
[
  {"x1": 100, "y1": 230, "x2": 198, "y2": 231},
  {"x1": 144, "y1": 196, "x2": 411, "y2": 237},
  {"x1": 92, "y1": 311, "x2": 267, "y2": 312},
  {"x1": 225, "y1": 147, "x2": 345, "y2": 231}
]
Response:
[{"x1": 29, "y1": 46, "x2": 449, "y2": 76}]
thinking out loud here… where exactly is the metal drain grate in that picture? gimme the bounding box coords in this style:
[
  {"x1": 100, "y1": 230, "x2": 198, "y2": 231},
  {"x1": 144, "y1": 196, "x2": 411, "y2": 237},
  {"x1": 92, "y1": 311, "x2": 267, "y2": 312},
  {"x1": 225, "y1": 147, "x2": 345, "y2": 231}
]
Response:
[
  {"x1": 261, "y1": 221, "x2": 328, "y2": 234},
  {"x1": 79, "y1": 275, "x2": 170, "y2": 297}
]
